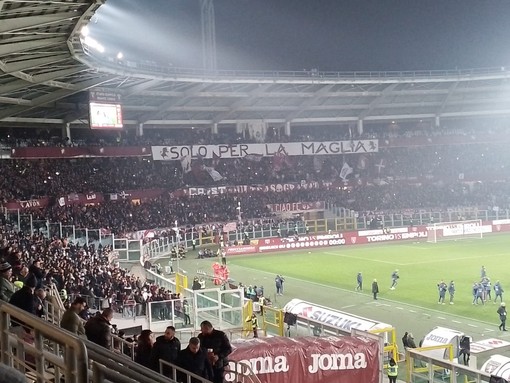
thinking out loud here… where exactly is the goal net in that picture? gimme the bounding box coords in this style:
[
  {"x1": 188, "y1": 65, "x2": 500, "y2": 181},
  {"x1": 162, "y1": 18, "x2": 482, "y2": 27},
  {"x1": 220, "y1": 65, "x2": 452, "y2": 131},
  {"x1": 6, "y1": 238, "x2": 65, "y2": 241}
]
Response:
[{"x1": 427, "y1": 219, "x2": 484, "y2": 243}]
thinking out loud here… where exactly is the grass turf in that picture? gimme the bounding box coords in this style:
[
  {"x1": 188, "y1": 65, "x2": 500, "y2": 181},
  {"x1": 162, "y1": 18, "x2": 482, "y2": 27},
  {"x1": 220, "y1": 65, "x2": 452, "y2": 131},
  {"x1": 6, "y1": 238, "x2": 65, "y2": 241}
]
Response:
[{"x1": 228, "y1": 233, "x2": 510, "y2": 323}]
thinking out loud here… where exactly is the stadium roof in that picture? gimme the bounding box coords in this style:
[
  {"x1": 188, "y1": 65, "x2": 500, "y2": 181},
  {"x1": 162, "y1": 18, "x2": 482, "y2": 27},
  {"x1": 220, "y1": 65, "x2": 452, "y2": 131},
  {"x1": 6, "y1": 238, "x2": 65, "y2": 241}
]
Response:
[{"x1": 1, "y1": 0, "x2": 510, "y2": 130}]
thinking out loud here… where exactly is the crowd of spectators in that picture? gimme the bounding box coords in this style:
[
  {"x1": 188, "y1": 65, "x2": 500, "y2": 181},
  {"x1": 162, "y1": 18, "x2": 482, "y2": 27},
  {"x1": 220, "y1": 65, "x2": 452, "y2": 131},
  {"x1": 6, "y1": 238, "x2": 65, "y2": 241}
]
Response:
[
  {"x1": 1, "y1": 117, "x2": 508, "y2": 148},
  {"x1": 0, "y1": 122, "x2": 509, "y2": 236},
  {"x1": 0, "y1": 225, "x2": 185, "y2": 322}
]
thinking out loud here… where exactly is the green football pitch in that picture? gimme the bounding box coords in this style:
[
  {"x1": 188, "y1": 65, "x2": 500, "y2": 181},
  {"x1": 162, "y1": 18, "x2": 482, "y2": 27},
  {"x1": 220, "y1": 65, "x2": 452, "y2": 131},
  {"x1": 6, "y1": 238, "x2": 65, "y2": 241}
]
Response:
[{"x1": 224, "y1": 233, "x2": 510, "y2": 325}]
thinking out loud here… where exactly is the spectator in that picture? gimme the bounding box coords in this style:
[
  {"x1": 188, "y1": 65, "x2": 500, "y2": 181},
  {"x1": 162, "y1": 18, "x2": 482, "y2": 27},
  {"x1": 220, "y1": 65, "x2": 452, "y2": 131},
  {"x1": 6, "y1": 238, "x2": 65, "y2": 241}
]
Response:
[
  {"x1": 34, "y1": 287, "x2": 47, "y2": 318},
  {"x1": 135, "y1": 329, "x2": 155, "y2": 369},
  {"x1": 84, "y1": 308, "x2": 114, "y2": 349},
  {"x1": 197, "y1": 320, "x2": 232, "y2": 383},
  {"x1": 9, "y1": 273, "x2": 37, "y2": 315},
  {"x1": 0, "y1": 261, "x2": 15, "y2": 302},
  {"x1": 60, "y1": 296, "x2": 87, "y2": 336},
  {"x1": 176, "y1": 337, "x2": 213, "y2": 383},
  {"x1": 150, "y1": 326, "x2": 181, "y2": 376}
]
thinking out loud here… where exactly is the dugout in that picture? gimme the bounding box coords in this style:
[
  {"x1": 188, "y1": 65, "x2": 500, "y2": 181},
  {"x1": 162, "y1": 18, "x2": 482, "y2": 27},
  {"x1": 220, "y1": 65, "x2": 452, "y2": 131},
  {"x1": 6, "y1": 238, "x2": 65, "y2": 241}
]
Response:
[
  {"x1": 481, "y1": 355, "x2": 510, "y2": 380},
  {"x1": 469, "y1": 338, "x2": 510, "y2": 369},
  {"x1": 282, "y1": 299, "x2": 398, "y2": 363},
  {"x1": 420, "y1": 327, "x2": 463, "y2": 360}
]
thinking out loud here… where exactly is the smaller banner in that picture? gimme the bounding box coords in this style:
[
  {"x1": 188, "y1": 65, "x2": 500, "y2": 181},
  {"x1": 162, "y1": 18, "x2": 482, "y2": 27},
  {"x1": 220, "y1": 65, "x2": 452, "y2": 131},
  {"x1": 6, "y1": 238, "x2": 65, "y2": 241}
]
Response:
[{"x1": 266, "y1": 201, "x2": 325, "y2": 213}]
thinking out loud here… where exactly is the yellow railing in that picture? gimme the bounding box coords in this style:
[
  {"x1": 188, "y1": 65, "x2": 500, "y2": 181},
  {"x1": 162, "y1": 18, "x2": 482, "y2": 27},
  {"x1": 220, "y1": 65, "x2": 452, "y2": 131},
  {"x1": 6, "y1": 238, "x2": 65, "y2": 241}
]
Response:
[
  {"x1": 260, "y1": 305, "x2": 284, "y2": 337},
  {"x1": 407, "y1": 343, "x2": 454, "y2": 382},
  {"x1": 368, "y1": 327, "x2": 399, "y2": 367}
]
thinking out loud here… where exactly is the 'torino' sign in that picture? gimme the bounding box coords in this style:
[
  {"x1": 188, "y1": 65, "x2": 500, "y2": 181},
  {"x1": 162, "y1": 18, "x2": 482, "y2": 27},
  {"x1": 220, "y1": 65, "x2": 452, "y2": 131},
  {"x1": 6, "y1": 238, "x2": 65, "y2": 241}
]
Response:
[{"x1": 227, "y1": 336, "x2": 380, "y2": 383}]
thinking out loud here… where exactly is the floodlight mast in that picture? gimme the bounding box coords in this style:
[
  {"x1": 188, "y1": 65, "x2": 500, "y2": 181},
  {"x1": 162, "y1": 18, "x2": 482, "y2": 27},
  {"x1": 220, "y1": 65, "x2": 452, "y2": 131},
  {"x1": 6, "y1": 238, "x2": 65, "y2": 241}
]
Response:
[{"x1": 200, "y1": 0, "x2": 217, "y2": 71}]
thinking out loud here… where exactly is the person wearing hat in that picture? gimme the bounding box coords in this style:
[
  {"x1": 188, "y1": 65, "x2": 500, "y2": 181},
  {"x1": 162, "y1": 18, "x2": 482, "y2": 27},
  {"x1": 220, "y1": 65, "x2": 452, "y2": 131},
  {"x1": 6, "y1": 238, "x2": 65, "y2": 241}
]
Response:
[
  {"x1": 0, "y1": 261, "x2": 15, "y2": 302},
  {"x1": 60, "y1": 297, "x2": 87, "y2": 336},
  {"x1": 497, "y1": 302, "x2": 507, "y2": 331},
  {"x1": 9, "y1": 273, "x2": 37, "y2": 317}
]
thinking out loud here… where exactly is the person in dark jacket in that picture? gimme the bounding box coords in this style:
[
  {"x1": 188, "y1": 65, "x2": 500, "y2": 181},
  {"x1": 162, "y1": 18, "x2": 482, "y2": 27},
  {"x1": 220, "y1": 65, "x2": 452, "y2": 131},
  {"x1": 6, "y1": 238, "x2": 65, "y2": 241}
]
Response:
[
  {"x1": 135, "y1": 329, "x2": 155, "y2": 369},
  {"x1": 9, "y1": 273, "x2": 37, "y2": 315},
  {"x1": 84, "y1": 308, "x2": 114, "y2": 349},
  {"x1": 150, "y1": 326, "x2": 181, "y2": 377},
  {"x1": 28, "y1": 259, "x2": 45, "y2": 289},
  {"x1": 176, "y1": 337, "x2": 213, "y2": 383},
  {"x1": 372, "y1": 279, "x2": 379, "y2": 300},
  {"x1": 197, "y1": 320, "x2": 232, "y2": 383}
]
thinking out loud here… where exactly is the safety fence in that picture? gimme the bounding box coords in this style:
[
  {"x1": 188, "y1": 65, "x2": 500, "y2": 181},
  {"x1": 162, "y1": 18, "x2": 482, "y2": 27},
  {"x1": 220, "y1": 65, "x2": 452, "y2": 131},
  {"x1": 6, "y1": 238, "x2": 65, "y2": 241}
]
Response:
[{"x1": 406, "y1": 347, "x2": 492, "y2": 383}]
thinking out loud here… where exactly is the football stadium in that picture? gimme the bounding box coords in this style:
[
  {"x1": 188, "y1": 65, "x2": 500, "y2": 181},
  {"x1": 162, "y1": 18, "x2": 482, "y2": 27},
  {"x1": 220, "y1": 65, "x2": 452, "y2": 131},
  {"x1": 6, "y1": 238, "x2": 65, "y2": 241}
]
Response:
[{"x1": 1, "y1": 1, "x2": 510, "y2": 383}]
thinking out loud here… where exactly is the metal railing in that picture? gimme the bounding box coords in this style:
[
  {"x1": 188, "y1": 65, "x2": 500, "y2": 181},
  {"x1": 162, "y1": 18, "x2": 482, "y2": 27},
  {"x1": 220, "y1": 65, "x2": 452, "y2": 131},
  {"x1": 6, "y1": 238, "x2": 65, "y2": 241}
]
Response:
[
  {"x1": 1, "y1": 300, "x2": 232, "y2": 383},
  {"x1": 406, "y1": 347, "x2": 492, "y2": 383},
  {"x1": 160, "y1": 359, "x2": 262, "y2": 383},
  {"x1": 79, "y1": 44, "x2": 510, "y2": 82},
  {"x1": 0, "y1": 301, "x2": 88, "y2": 383}
]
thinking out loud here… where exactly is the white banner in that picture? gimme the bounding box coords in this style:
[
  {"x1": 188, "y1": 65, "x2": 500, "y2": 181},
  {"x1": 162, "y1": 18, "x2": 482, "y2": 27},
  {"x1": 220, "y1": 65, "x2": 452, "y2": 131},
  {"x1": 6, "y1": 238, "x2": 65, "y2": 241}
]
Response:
[{"x1": 152, "y1": 140, "x2": 378, "y2": 160}]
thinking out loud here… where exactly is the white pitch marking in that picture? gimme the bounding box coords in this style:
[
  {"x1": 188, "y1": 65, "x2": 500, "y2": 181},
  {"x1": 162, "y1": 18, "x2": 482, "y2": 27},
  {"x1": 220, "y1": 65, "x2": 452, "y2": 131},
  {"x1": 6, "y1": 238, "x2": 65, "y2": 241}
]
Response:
[
  {"x1": 467, "y1": 324, "x2": 478, "y2": 328},
  {"x1": 437, "y1": 316, "x2": 446, "y2": 320},
  {"x1": 452, "y1": 320, "x2": 461, "y2": 323},
  {"x1": 396, "y1": 307, "x2": 404, "y2": 310},
  {"x1": 341, "y1": 305, "x2": 355, "y2": 309},
  {"x1": 409, "y1": 310, "x2": 417, "y2": 313}
]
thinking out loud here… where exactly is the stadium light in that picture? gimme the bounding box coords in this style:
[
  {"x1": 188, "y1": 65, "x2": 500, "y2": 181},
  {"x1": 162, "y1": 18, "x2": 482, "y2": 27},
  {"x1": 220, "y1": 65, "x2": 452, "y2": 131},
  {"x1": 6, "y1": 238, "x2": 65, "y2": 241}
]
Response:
[
  {"x1": 83, "y1": 36, "x2": 105, "y2": 53},
  {"x1": 116, "y1": 52, "x2": 123, "y2": 60},
  {"x1": 80, "y1": 25, "x2": 89, "y2": 36}
]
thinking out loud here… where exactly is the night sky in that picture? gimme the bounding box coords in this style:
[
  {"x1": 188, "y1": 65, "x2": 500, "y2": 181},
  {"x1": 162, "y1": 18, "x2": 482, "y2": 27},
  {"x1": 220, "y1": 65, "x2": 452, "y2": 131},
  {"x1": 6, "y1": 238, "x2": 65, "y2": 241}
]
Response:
[{"x1": 89, "y1": 0, "x2": 510, "y2": 72}]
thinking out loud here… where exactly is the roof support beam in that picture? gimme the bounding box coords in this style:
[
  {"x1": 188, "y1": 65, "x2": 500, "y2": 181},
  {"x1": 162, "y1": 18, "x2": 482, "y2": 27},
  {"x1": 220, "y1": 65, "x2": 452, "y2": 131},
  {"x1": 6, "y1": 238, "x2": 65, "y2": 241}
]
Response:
[
  {"x1": 284, "y1": 84, "x2": 335, "y2": 122},
  {"x1": 0, "y1": 13, "x2": 80, "y2": 34},
  {"x1": 358, "y1": 83, "x2": 399, "y2": 120},
  {"x1": 0, "y1": 75, "x2": 115, "y2": 120},
  {"x1": 212, "y1": 84, "x2": 272, "y2": 123},
  {"x1": 138, "y1": 83, "x2": 207, "y2": 123},
  {"x1": 0, "y1": 37, "x2": 66, "y2": 56},
  {"x1": 0, "y1": 53, "x2": 68, "y2": 73}
]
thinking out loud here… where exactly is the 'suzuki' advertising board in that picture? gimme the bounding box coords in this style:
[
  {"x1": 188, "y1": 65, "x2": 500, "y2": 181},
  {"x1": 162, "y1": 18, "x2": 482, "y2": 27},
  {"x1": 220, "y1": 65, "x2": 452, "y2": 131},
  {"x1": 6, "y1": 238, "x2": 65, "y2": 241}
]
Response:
[
  {"x1": 226, "y1": 336, "x2": 380, "y2": 383},
  {"x1": 283, "y1": 299, "x2": 391, "y2": 334}
]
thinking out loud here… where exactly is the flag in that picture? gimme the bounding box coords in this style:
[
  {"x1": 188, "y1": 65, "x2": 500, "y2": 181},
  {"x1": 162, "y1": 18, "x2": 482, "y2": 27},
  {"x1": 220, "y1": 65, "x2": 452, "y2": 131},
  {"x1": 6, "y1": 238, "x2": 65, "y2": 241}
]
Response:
[
  {"x1": 339, "y1": 162, "x2": 353, "y2": 180},
  {"x1": 204, "y1": 166, "x2": 223, "y2": 182},
  {"x1": 180, "y1": 155, "x2": 192, "y2": 173},
  {"x1": 245, "y1": 153, "x2": 263, "y2": 162},
  {"x1": 223, "y1": 222, "x2": 237, "y2": 232},
  {"x1": 375, "y1": 159, "x2": 385, "y2": 174}
]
